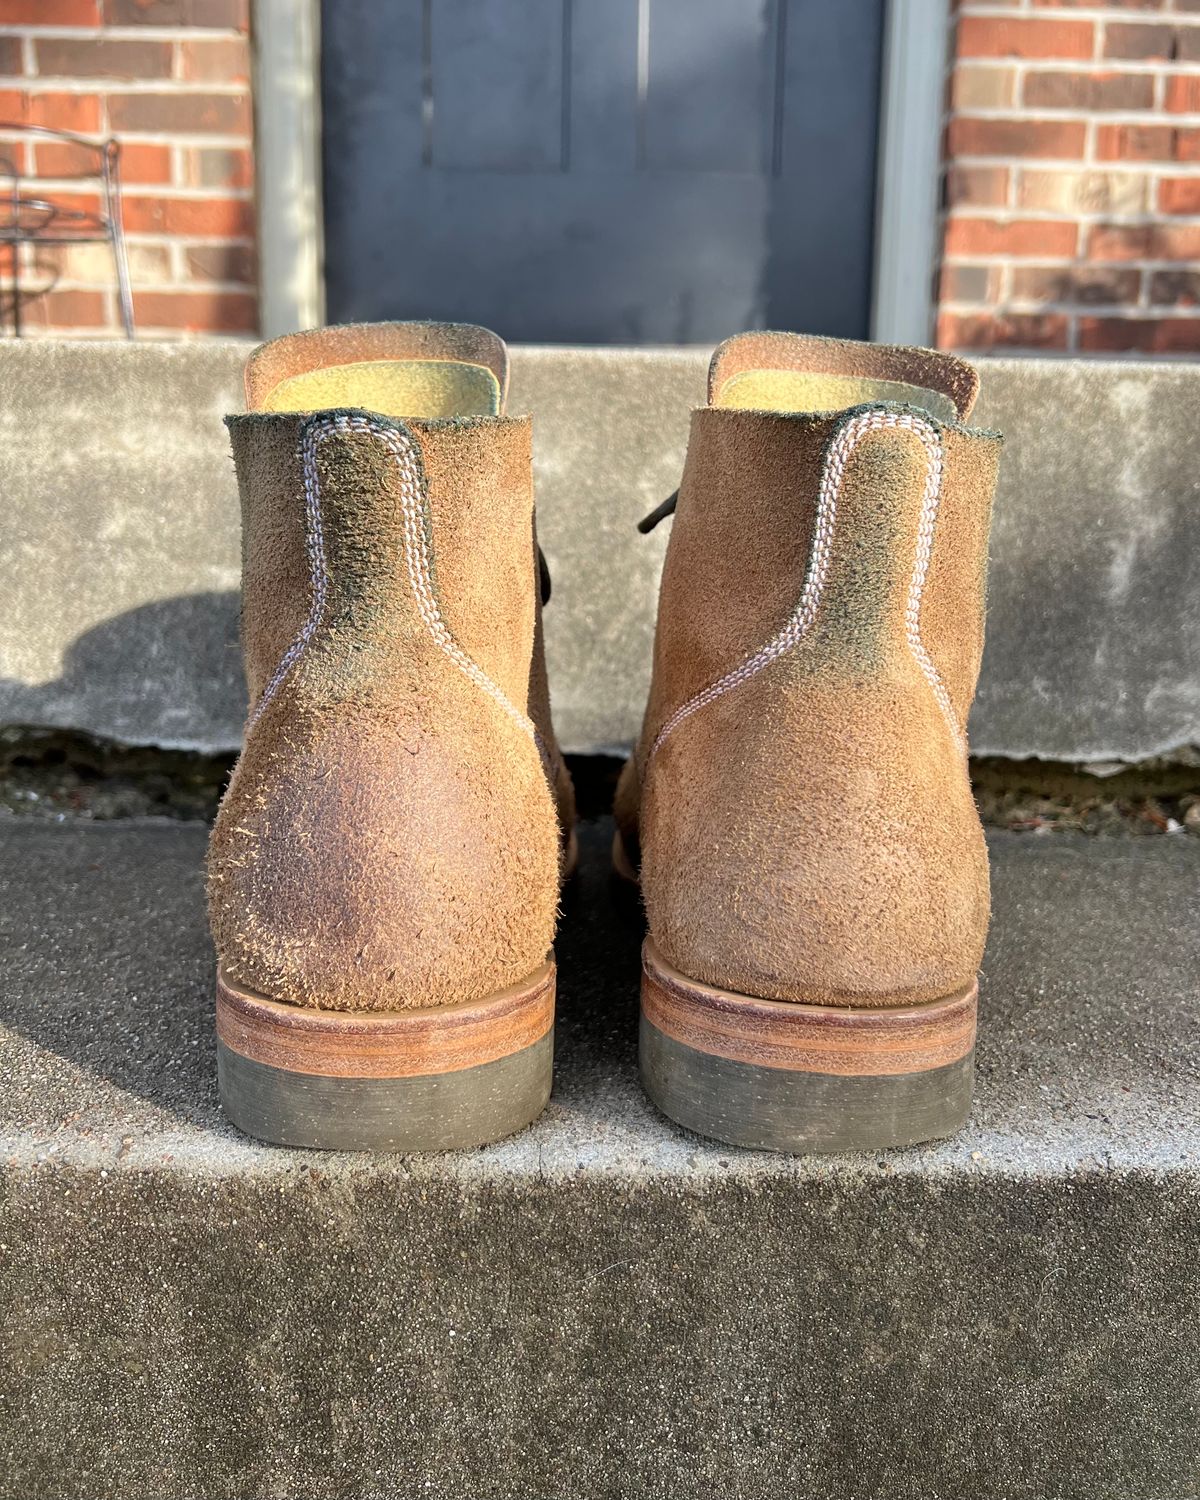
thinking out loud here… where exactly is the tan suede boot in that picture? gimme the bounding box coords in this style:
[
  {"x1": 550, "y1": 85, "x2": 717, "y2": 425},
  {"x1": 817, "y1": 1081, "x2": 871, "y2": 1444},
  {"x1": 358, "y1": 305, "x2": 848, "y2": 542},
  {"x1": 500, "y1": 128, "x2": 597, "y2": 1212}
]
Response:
[
  {"x1": 616, "y1": 332, "x2": 1002, "y2": 1152},
  {"x1": 209, "y1": 322, "x2": 575, "y2": 1150}
]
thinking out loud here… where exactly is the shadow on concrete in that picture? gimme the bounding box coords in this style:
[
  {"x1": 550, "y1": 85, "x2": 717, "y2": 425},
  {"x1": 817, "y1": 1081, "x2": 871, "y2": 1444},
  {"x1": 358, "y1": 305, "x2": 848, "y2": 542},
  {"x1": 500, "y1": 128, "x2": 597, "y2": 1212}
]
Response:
[
  {"x1": 553, "y1": 822, "x2": 646, "y2": 1116},
  {"x1": 0, "y1": 583, "x2": 646, "y2": 1136},
  {"x1": 0, "y1": 816, "x2": 223, "y2": 1132},
  {"x1": 0, "y1": 592, "x2": 244, "y2": 753},
  {"x1": 0, "y1": 812, "x2": 646, "y2": 1139}
]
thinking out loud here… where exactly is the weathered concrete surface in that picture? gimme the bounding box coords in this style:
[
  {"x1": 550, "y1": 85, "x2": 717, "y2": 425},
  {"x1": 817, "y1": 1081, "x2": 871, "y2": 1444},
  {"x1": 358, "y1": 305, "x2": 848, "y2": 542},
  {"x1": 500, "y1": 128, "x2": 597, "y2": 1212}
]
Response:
[
  {"x1": 0, "y1": 340, "x2": 245, "y2": 750},
  {"x1": 971, "y1": 359, "x2": 1200, "y2": 761},
  {"x1": 1, "y1": 340, "x2": 1197, "y2": 760},
  {"x1": 510, "y1": 347, "x2": 699, "y2": 753},
  {"x1": 1, "y1": 816, "x2": 1198, "y2": 1498}
]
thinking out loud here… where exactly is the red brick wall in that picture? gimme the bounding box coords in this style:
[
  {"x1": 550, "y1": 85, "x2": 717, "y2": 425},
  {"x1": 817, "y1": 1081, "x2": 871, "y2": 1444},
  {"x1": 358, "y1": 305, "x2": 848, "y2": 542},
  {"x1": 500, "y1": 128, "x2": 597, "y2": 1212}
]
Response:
[
  {"x1": 0, "y1": 0, "x2": 256, "y2": 337},
  {"x1": 941, "y1": 0, "x2": 1200, "y2": 355}
]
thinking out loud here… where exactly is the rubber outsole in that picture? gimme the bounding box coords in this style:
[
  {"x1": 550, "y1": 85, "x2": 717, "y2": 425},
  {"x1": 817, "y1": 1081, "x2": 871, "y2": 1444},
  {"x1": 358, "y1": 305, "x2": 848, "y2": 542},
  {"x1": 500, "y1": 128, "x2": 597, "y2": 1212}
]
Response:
[
  {"x1": 639, "y1": 939, "x2": 976, "y2": 1153},
  {"x1": 216, "y1": 962, "x2": 555, "y2": 1151}
]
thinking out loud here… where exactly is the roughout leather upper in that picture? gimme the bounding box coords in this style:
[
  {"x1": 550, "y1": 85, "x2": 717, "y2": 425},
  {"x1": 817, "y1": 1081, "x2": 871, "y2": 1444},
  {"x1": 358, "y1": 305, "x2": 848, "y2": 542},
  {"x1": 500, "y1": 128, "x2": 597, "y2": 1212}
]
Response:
[
  {"x1": 617, "y1": 335, "x2": 1002, "y2": 1009},
  {"x1": 209, "y1": 327, "x2": 572, "y2": 1013}
]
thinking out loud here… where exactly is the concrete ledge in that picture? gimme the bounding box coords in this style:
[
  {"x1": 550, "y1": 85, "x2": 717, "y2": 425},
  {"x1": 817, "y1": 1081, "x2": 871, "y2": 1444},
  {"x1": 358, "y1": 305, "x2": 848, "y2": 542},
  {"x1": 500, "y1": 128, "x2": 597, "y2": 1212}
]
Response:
[
  {"x1": 1, "y1": 817, "x2": 1198, "y2": 1496},
  {"x1": 0, "y1": 340, "x2": 1196, "y2": 760}
]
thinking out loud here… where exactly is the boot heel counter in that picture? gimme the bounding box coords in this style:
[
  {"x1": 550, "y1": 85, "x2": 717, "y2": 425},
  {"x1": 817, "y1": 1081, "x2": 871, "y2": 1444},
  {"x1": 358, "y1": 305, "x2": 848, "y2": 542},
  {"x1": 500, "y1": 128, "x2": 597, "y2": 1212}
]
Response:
[
  {"x1": 208, "y1": 708, "x2": 559, "y2": 1012},
  {"x1": 640, "y1": 677, "x2": 990, "y2": 1007}
]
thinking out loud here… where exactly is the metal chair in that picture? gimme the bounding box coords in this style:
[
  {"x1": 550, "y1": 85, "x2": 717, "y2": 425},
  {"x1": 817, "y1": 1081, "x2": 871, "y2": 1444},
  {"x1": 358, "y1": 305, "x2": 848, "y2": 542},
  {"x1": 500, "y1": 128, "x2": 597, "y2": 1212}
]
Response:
[{"x1": 0, "y1": 124, "x2": 134, "y2": 337}]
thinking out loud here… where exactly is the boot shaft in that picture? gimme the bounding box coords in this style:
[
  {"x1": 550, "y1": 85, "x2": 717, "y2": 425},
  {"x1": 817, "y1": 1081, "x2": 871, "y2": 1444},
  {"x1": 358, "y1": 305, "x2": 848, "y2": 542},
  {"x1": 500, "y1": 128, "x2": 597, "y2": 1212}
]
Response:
[
  {"x1": 227, "y1": 408, "x2": 541, "y2": 723},
  {"x1": 641, "y1": 334, "x2": 1001, "y2": 764},
  {"x1": 227, "y1": 321, "x2": 540, "y2": 724}
]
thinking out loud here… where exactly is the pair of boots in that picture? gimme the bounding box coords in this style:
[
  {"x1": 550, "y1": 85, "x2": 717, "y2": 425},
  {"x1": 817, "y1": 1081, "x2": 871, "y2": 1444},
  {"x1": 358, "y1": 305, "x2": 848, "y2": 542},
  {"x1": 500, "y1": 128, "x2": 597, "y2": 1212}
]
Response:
[{"x1": 209, "y1": 322, "x2": 1001, "y2": 1155}]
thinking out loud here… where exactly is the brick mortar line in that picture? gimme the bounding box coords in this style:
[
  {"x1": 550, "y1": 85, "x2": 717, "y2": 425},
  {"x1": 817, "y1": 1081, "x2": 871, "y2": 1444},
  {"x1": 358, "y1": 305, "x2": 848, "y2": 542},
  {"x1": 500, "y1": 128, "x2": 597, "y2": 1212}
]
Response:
[
  {"x1": 951, "y1": 108, "x2": 1200, "y2": 123},
  {"x1": 951, "y1": 156, "x2": 1200, "y2": 172},
  {"x1": 0, "y1": 126, "x2": 251, "y2": 140},
  {"x1": 122, "y1": 231, "x2": 254, "y2": 242},
  {"x1": 957, "y1": 4, "x2": 1200, "y2": 17},
  {"x1": 937, "y1": 341, "x2": 1200, "y2": 361},
  {"x1": 948, "y1": 201, "x2": 1200, "y2": 214},
  {"x1": 1013, "y1": 58, "x2": 1027, "y2": 118},
  {"x1": 0, "y1": 124, "x2": 249, "y2": 135},
  {"x1": 944, "y1": 253, "x2": 1200, "y2": 267},
  {"x1": 122, "y1": 243, "x2": 255, "y2": 256},
  {"x1": 0, "y1": 135, "x2": 255, "y2": 150},
  {"x1": 31, "y1": 187, "x2": 256, "y2": 202},
  {"x1": 12, "y1": 200, "x2": 256, "y2": 215},
  {"x1": 19, "y1": 180, "x2": 256, "y2": 198},
  {"x1": 941, "y1": 300, "x2": 1200, "y2": 315},
  {"x1": 947, "y1": 209, "x2": 1200, "y2": 221},
  {"x1": 0, "y1": 27, "x2": 247, "y2": 41},
  {"x1": 1005, "y1": 150, "x2": 1018, "y2": 212},
  {"x1": 30, "y1": 276, "x2": 255, "y2": 290},
  {"x1": 0, "y1": 80, "x2": 250, "y2": 94},
  {"x1": 960, "y1": 16, "x2": 1200, "y2": 25},
  {"x1": 18, "y1": 328, "x2": 257, "y2": 338},
  {"x1": 957, "y1": 59, "x2": 1200, "y2": 73},
  {"x1": 1084, "y1": 113, "x2": 1098, "y2": 182},
  {"x1": 79, "y1": 132, "x2": 249, "y2": 144}
]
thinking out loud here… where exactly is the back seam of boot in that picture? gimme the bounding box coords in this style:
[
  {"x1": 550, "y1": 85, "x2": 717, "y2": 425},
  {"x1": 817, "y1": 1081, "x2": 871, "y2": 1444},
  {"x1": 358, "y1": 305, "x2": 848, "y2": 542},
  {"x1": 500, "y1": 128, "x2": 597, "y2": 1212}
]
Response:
[
  {"x1": 249, "y1": 410, "x2": 542, "y2": 754},
  {"x1": 648, "y1": 406, "x2": 963, "y2": 761}
]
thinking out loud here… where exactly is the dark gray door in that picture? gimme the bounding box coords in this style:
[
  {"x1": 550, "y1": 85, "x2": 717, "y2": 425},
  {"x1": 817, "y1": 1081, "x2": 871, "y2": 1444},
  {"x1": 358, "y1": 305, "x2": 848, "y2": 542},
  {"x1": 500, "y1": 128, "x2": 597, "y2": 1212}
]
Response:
[{"x1": 322, "y1": 0, "x2": 884, "y2": 343}]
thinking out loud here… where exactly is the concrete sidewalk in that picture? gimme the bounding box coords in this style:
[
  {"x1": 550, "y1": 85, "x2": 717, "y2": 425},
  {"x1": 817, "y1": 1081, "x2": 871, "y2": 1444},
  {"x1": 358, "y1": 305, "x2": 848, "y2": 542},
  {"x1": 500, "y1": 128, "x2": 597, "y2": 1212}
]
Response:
[{"x1": 2, "y1": 815, "x2": 1197, "y2": 1498}]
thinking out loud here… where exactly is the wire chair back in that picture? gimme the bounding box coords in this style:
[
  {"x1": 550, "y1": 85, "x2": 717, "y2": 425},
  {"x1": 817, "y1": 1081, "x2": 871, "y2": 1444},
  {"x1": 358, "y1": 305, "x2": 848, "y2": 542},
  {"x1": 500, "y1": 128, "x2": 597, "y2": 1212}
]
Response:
[{"x1": 0, "y1": 124, "x2": 134, "y2": 337}]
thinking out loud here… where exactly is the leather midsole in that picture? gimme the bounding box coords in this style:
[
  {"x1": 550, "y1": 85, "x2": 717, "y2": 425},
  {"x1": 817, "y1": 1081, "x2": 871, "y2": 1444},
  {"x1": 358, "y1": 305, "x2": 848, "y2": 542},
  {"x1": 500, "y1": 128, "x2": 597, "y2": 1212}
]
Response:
[
  {"x1": 216, "y1": 961, "x2": 555, "y2": 1080},
  {"x1": 641, "y1": 940, "x2": 976, "y2": 1078}
]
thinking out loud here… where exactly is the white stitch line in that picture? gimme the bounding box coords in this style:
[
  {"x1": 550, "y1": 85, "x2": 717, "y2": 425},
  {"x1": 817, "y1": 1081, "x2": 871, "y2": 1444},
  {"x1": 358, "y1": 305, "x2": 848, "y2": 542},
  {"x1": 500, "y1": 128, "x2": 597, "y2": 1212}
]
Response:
[
  {"x1": 902, "y1": 423, "x2": 964, "y2": 757},
  {"x1": 248, "y1": 413, "x2": 537, "y2": 746},
  {"x1": 246, "y1": 417, "x2": 329, "y2": 729},
  {"x1": 649, "y1": 408, "x2": 964, "y2": 760}
]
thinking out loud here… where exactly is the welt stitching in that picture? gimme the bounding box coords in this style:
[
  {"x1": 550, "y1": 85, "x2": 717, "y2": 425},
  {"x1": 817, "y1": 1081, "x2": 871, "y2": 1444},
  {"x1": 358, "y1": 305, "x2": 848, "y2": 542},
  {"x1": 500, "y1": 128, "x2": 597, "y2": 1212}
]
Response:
[
  {"x1": 248, "y1": 413, "x2": 537, "y2": 746},
  {"x1": 649, "y1": 407, "x2": 964, "y2": 760}
]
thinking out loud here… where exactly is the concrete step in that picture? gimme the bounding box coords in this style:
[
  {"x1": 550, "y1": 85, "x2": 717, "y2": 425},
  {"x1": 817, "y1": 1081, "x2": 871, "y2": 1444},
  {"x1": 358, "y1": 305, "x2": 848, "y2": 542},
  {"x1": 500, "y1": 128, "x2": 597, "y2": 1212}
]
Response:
[
  {"x1": 2, "y1": 339, "x2": 1198, "y2": 765},
  {"x1": 1, "y1": 817, "x2": 1197, "y2": 1498}
]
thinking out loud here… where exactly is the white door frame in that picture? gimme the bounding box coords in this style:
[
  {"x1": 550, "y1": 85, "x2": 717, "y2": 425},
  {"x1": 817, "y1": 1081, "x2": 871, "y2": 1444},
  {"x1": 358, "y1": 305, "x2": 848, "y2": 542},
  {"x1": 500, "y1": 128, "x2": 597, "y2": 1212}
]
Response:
[
  {"x1": 252, "y1": 0, "x2": 948, "y2": 345},
  {"x1": 252, "y1": 0, "x2": 323, "y2": 338},
  {"x1": 870, "y1": 0, "x2": 952, "y2": 346}
]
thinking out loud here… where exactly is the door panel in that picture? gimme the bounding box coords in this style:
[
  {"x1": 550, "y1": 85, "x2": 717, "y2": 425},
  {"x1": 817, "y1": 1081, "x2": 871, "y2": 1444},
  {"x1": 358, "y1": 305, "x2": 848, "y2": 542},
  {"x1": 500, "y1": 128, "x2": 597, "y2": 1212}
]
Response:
[
  {"x1": 432, "y1": 0, "x2": 566, "y2": 170},
  {"x1": 322, "y1": 0, "x2": 885, "y2": 343},
  {"x1": 644, "y1": 1, "x2": 776, "y2": 173}
]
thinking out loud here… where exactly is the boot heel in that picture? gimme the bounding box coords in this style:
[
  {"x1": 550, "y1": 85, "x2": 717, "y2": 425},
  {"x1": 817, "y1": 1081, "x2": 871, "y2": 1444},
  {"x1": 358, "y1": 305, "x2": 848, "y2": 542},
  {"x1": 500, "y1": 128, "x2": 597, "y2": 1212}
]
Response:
[
  {"x1": 639, "y1": 940, "x2": 975, "y2": 1152},
  {"x1": 216, "y1": 962, "x2": 555, "y2": 1151}
]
